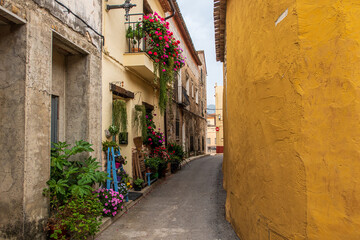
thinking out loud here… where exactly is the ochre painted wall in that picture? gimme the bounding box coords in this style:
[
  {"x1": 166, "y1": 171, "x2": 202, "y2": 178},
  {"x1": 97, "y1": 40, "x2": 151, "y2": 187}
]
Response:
[{"x1": 223, "y1": 0, "x2": 360, "y2": 239}]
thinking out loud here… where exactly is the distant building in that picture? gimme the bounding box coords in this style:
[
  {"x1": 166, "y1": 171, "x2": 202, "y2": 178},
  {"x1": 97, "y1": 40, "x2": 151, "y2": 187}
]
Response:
[
  {"x1": 215, "y1": 85, "x2": 224, "y2": 153},
  {"x1": 206, "y1": 114, "x2": 217, "y2": 153},
  {"x1": 165, "y1": 1, "x2": 207, "y2": 156}
]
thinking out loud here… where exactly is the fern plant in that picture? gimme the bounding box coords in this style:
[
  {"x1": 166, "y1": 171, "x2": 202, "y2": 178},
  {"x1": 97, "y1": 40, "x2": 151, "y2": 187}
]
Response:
[{"x1": 113, "y1": 99, "x2": 127, "y2": 133}]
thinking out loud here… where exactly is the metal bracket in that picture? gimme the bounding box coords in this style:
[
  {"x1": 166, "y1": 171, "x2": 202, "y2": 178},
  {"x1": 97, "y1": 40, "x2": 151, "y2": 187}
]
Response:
[{"x1": 106, "y1": 0, "x2": 136, "y2": 21}]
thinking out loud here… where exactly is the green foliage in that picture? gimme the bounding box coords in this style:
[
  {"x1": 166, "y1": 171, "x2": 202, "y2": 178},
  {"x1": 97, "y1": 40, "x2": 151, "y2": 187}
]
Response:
[
  {"x1": 167, "y1": 142, "x2": 185, "y2": 160},
  {"x1": 48, "y1": 195, "x2": 103, "y2": 240},
  {"x1": 144, "y1": 157, "x2": 162, "y2": 172},
  {"x1": 108, "y1": 125, "x2": 119, "y2": 136},
  {"x1": 133, "y1": 178, "x2": 144, "y2": 187},
  {"x1": 113, "y1": 99, "x2": 127, "y2": 133},
  {"x1": 133, "y1": 105, "x2": 147, "y2": 140},
  {"x1": 102, "y1": 140, "x2": 120, "y2": 152},
  {"x1": 167, "y1": 142, "x2": 185, "y2": 172},
  {"x1": 134, "y1": 22, "x2": 144, "y2": 41},
  {"x1": 45, "y1": 141, "x2": 109, "y2": 206}
]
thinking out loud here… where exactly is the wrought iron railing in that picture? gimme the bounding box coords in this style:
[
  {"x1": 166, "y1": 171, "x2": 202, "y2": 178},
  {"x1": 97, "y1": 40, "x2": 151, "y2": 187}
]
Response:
[
  {"x1": 180, "y1": 86, "x2": 190, "y2": 106},
  {"x1": 124, "y1": 13, "x2": 151, "y2": 53}
]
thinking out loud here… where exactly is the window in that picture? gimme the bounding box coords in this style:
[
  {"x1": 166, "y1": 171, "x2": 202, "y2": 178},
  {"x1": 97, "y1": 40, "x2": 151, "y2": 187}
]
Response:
[
  {"x1": 207, "y1": 138, "x2": 211, "y2": 144},
  {"x1": 176, "y1": 119, "x2": 180, "y2": 138},
  {"x1": 195, "y1": 89, "x2": 199, "y2": 104},
  {"x1": 215, "y1": 138, "x2": 217, "y2": 144},
  {"x1": 186, "y1": 78, "x2": 189, "y2": 95},
  {"x1": 192, "y1": 84, "x2": 194, "y2": 98}
]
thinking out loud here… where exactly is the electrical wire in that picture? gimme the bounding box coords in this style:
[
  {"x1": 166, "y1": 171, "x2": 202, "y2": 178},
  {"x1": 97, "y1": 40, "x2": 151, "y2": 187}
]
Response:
[{"x1": 54, "y1": 0, "x2": 105, "y2": 46}]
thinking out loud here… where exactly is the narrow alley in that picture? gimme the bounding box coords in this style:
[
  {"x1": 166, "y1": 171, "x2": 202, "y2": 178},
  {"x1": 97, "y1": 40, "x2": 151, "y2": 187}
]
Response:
[{"x1": 97, "y1": 155, "x2": 239, "y2": 240}]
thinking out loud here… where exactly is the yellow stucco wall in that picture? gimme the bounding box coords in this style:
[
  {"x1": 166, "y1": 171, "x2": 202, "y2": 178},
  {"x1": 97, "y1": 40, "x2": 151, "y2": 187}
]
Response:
[
  {"x1": 102, "y1": 0, "x2": 165, "y2": 177},
  {"x1": 224, "y1": 0, "x2": 360, "y2": 239}
]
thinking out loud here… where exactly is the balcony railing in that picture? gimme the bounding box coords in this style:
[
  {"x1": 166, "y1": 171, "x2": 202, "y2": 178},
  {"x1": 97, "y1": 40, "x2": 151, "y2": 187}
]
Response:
[
  {"x1": 125, "y1": 14, "x2": 150, "y2": 53},
  {"x1": 178, "y1": 86, "x2": 190, "y2": 107},
  {"x1": 123, "y1": 14, "x2": 157, "y2": 82}
]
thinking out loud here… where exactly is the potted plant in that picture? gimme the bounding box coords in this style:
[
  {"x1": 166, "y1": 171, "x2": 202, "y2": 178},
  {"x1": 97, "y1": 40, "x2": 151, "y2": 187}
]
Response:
[
  {"x1": 133, "y1": 178, "x2": 144, "y2": 191},
  {"x1": 119, "y1": 132, "x2": 128, "y2": 145},
  {"x1": 133, "y1": 22, "x2": 143, "y2": 52},
  {"x1": 145, "y1": 157, "x2": 160, "y2": 173},
  {"x1": 126, "y1": 25, "x2": 137, "y2": 51},
  {"x1": 108, "y1": 125, "x2": 119, "y2": 136}
]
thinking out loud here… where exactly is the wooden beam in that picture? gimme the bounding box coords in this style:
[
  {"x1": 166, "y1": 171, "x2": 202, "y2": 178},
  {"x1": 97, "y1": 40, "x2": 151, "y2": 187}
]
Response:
[
  {"x1": 110, "y1": 84, "x2": 135, "y2": 99},
  {"x1": 142, "y1": 101, "x2": 154, "y2": 111}
]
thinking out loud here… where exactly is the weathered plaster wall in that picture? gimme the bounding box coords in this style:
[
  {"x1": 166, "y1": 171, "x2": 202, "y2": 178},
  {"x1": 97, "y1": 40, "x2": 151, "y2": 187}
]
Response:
[
  {"x1": 0, "y1": 24, "x2": 27, "y2": 238},
  {"x1": 0, "y1": 0, "x2": 102, "y2": 238},
  {"x1": 224, "y1": 0, "x2": 360, "y2": 239}
]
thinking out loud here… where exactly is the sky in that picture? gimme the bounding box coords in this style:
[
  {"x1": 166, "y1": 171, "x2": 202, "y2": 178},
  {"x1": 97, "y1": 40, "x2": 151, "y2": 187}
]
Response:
[{"x1": 177, "y1": 0, "x2": 223, "y2": 106}]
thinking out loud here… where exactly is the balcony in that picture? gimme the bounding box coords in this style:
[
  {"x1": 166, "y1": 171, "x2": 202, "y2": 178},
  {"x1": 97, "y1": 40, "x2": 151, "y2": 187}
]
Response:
[
  {"x1": 178, "y1": 86, "x2": 190, "y2": 107},
  {"x1": 123, "y1": 14, "x2": 157, "y2": 82}
]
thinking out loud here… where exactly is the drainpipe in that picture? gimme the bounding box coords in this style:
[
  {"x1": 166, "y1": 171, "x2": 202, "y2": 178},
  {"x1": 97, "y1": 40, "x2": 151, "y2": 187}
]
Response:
[{"x1": 165, "y1": 0, "x2": 175, "y2": 20}]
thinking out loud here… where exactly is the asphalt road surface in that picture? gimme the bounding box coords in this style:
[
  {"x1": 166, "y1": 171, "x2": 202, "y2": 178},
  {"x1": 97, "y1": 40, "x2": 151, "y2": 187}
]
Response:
[{"x1": 97, "y1": 154, "x2": 239, "y2": 240}]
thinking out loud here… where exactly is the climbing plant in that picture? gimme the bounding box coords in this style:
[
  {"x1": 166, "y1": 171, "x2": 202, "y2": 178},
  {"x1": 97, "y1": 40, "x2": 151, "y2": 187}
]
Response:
[
  {"x1": 142, "y1": 12, "x2": 185, "y2": 113},
  {"x1": 112, "y1": 99, "x2": 127, "y2": 133},
  {"x1": 133, "y1": 105, "x2": 147, "y2": 140}
]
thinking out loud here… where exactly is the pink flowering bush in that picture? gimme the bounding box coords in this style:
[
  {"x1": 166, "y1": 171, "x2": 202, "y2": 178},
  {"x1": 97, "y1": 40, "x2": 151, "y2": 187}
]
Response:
[
  {"x1": 142, "y1": 12, "x2": 185, "y2": 113},
  {"x1": 95, "y1": 188, "x2": 125, "y2": 217},
  {"x1": 143, "y1": 113, "x2": 165, "y2": 148}
]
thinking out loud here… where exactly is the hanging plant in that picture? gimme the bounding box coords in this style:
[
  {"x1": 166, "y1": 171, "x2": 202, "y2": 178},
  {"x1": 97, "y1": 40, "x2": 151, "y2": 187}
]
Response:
[
  {"x1": 142, "y1": 12, "x2": 185, "y2": 113},
  {"x1": 113, "y1": 99, "x2": 127, "y2": 133},
  {"x1": 133, "y1": 105, "x2": 147, "y2": 140},
  {"x1": 108, "y1": 125, "x2": 119, "y2": 136}
]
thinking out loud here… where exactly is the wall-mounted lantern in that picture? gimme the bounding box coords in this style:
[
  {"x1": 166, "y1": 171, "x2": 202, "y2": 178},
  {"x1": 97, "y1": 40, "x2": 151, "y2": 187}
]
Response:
[{"x1": 106, "y1": 0, "x2": 136, "y2": 21}]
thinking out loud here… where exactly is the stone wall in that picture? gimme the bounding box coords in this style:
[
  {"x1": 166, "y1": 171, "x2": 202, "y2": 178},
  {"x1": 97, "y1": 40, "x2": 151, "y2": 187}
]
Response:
[{"x1": 0, "y1": 0, "x2": 102, "y2": 238}]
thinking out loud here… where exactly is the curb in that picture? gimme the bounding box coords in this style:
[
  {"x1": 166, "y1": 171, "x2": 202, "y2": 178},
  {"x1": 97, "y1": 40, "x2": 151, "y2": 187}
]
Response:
[{"x1": 181, "y1": 154, "x2": 210, "y2": 167}]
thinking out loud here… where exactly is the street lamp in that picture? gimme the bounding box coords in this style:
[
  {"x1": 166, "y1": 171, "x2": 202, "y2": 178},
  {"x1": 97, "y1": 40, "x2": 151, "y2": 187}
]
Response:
[{"x1": 106, "y1": 0, "x2": 137, "y2": 21}]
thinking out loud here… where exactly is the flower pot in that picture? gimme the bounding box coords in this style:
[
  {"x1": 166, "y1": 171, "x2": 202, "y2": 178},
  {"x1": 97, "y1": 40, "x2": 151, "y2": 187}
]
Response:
[
  {"x1": 132, "y1": 47, "x2": 140, "y2": 52},
  {"x1": 134, "y1": 185, "x2": 142, "y2": 191}
]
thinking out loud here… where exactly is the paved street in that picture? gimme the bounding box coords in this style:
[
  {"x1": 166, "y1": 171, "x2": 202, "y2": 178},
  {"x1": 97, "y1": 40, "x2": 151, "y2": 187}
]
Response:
[{"x1": 97, "y1": 155, "x2": 239, "y2": 240}]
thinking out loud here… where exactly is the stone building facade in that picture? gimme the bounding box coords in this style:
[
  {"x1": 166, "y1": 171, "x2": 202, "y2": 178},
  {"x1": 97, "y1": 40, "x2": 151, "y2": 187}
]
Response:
[
  {"x1": 0, "y1": 0, "x2": 102, "y2": 238},
  {"x1": 165, "y1": 1, "x2": 207, "y2": 155}
]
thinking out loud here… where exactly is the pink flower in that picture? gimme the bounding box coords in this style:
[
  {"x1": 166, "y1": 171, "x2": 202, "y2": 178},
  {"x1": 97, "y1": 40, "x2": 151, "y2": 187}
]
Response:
[
  {"x1": 162, "y1": 69, "x2": 166, "y2": 72},
  {"x1": 148, "y1": 138, "x2": 152, "y2": 141},
  {"x1": 105, "y1": 195, "x2": 108, "y2": 199},
  {"x1": 159, "y1": 36, "x2": 163, "y2": 40},
  {"x1": 148, "y1": 51, "x2": 153, "y2": 55}
]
